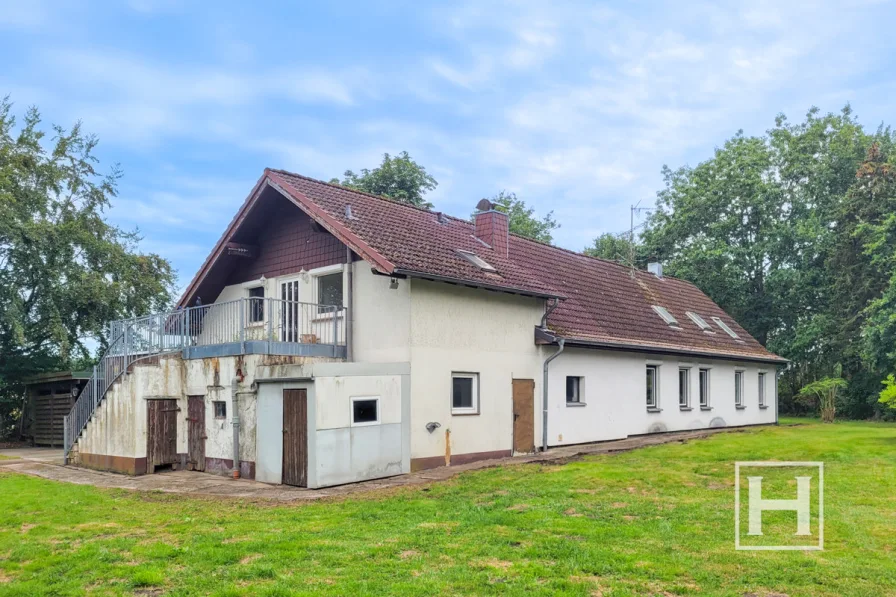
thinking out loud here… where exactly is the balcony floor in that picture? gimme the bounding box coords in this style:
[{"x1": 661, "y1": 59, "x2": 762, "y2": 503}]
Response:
[{"x1": 183, "y1": 340, "x2": 345, "y2": 360}]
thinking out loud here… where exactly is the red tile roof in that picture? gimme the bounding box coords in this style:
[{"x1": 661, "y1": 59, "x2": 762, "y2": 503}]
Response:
[{"x1": 181, "y1": 169, "x2": 784, "y2": 363}]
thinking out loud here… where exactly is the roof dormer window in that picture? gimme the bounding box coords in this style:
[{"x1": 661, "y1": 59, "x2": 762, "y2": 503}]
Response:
[
  {"x1": 711, "y1": 316, "x2": 740, "y2": 339},
  {"x1": 686, "y1": 311, "x2": 714, "y2": 333},
  {"x1": 455, "y1": 249, "x2": 495, "y2": 272},
  {"x1": 652, "y1": 305, "x2": 680, "y2": 328}
]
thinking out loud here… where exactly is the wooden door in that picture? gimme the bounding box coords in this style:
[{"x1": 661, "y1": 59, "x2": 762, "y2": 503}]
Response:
[
  {"x1": 282, "y1": 389, "x2": 308, "y2": 487},
  {"x1": 187, "y1": 396, "x2": 206, "y2": 471},
  {"x1": 512, "y1": 379, "x2": 535, "y2": 454},
  {"x1": 147, "y1": 399, "x2": 178, "y2": 473}
]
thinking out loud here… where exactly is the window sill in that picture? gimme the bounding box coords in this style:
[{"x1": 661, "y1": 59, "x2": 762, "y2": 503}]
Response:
[
  {"x1": 451, "y1": 410, "x2": 480, "y2": 416},
  {"x1": 759, "y1": 405, "x2": 769, "y2": 410},
  {"x1": 312, "y1": 313, "x2": 344, "y2": 323},
  {"x1": 245, "y1": 322, "x2": 265, "y2": 328},
  {"x1": 647, "y1": 407, "x2": 662, "y2": 413},
  {"x1": 736, "y1": 405, "x2": 747, "y2": 410},
  {"x1": 566, "y1": 402, "x2": 587, "y2": 407},
  {"x1": 679, "y1": 406, "x2": 693, "y2": 411},
  {"x1": 700, "y1": 406, "x2": 713, "y2": 411}
]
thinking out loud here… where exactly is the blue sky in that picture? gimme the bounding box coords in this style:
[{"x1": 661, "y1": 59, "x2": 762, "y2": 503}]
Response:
[{"x1": 2, "y1": 1, "x2": 894, "y2": 293}]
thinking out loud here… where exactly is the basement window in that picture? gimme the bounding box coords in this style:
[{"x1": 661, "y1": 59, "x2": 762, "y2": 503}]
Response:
[
  {"x1": 686, "y1": 311, "x2": 713, "y2": 332},
  {"x1": 652, "y1": 305, "x2": 680, "y2": 327},
  {"x1": 712, "y1": 316, "x2": 740, "y2": 339},
  {"x1": 451, "y1": 372, "x2": 480, "y2": 414},
  {"x1": 455, "y1": 249, "x2": 496, "y2": 272},
  {"x1": 351, "y1": 397, "x2": 379, "y2": 426},
  {"x1": 213, "y1": 401, "x2": 227, "y2": 419}
]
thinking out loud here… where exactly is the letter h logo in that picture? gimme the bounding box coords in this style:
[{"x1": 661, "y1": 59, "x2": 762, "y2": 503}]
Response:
[{"x1": 735, "y1": 462, "x2": 824, "y2": 550}]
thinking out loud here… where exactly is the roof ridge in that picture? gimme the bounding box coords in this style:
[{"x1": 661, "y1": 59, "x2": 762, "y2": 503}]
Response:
[
  {"x1": 269, "y1": 168, "x2": 690, "y2": 285},
  {"x1": 267, "y1": 167, "x2": 471, "y2": 224}
]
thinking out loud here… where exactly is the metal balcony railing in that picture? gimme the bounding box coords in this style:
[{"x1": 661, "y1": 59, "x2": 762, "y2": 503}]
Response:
[{"x1": 64, "y1": 298, "x2": 344, "y2": 460}]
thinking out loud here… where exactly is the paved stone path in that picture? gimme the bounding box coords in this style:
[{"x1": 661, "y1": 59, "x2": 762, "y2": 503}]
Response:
[{"x1": 0, "y1": 427, "x2": 743, "y2": 501}]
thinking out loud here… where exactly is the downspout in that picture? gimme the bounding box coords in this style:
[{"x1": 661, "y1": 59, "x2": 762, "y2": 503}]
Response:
[
  {"x1": 231, "y1": 376, "x2": 240, "y2": 479},
  {"x1": 346, "y1": 246, "x2": 353, "y2": 361},
  {"x1": 542, "y1": 338, "x2": 565, "y2": 452}
]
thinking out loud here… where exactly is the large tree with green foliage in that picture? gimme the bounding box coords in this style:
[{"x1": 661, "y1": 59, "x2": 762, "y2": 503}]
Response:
[
  {"x1": 642, "y1": 106, "x2": 896, "y2": 419},
  {"x1": 331, "y1": 151, "x2": 437, "y2": 209},
  {"x1": 485, "y1": 191, "x2": 559, "y2": 243},
  {"x1": 0, "y1": 99, "x2": 175, "y2": 436},
  {"x1": 584, "y1": 232, "x2": 640, "y2": 265}
]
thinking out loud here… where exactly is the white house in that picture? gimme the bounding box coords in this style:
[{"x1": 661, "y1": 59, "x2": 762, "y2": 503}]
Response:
[{"x1": 64, "y1": 169, "x2": 785, "y2": 487}]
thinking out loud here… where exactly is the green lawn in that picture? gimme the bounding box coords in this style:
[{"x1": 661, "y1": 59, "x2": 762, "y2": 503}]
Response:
[{"x1": 1, "y1": 420, "x2": 894, "y2": 596}]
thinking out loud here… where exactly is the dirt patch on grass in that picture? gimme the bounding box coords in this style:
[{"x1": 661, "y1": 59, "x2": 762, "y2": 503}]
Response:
[
  {"x1": 506, "y1": 503, "x2": 530, "y2": 511},
  {"x1": 399, "y1": 550, "x2": 419, "y2": 560},
  {"x1": 19, "y1": 523, "x2": 35, "y2": 534},
  {"x1": 239, "y1": 554, "x2": 262, "y2": 565}
]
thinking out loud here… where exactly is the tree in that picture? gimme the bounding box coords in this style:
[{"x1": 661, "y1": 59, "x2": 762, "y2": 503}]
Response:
[
  {"x1": 484, "y1": 191, "x2": 559, "y2": 243},
  {"x1": 0, "y1": 98, "x2": 175, "y2": 436},
  {"x1": 797, "y1": 377, "x2": 848, "y2": 423},
  {"x1": 331, "y1": 151, "x2": 437, "y2": 209},
  {"x1": 877, "y1": 375, "x2": 896, "y2": 410},
  {"x1": 584, "y1": 233, "x2": 639, "y2": 265}
]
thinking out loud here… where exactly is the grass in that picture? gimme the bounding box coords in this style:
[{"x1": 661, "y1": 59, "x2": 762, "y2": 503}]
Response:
[{"x1": 1, "y1": 419, "x2": 894, "y2": 596}]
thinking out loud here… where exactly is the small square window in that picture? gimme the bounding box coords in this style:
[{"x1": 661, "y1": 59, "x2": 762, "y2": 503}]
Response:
[
  {"x1": 735, "y1": 371, "x2": 745, "y2": 407},
  {"x1": 451, "y1": 372, "x2": 479, "y2": 414},
  {"x1": 566, "y1": 376, "x2": 583, "y2": 404},
  {"x1": 213, "y1": 401, "x2": 226, "y2": 419},
  {"x1": 248, "y1": 286, "x2": 265, "y2": 323},
  {"x1": 646, "y1": 365, "x2": 659, "y2": 409},
  {"x1": 317, "y1": 272, "x2": 343, "y2": 313},
  {"x1": 699, "y1": 368, "x2": 710, "y2": 408},
  {"x1": 351, "y1": 397, "x2": 379, "y2": 426},
  {"x1": 678, "y1": 367, "x2": 691, "y2": 408}
]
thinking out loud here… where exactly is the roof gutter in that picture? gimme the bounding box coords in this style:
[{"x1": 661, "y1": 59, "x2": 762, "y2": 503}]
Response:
[
  {"x1": 392, "y1": 268, "x2": 563, "y2": 300},
  {"x1": 535, "y1": 328, "x2": 788, "y2": 365}
]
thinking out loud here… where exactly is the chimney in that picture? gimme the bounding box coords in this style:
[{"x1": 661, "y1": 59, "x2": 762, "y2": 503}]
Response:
[
  {"x1": 473, "y1": 199, "x2": 509, "y2": 257},
  {"x1": 647, "y1": 262, "x2": 663, "y2": 278}
]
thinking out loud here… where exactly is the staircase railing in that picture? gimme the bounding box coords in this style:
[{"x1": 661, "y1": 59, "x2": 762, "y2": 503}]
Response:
[{"x1": 63, "y1": 298, "x2": 344, "y2": 461}]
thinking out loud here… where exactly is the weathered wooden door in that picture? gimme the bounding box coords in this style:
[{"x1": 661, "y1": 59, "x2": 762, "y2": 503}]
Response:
[
  {"x1": 187, "y1": 396, "x2": 205, "y2": 471},
  {"x1": 512, "y1": 379, "x2": 535, "y2": 454},
  {"x1": 282, "y1": 389, "x2": 308, "y2": 487},
  {"x1": 147, "y1": 399, "x2": 178, "y2": 473}
]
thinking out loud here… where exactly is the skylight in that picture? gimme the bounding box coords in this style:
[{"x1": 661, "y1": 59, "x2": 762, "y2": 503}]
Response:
[
  {"x1": 455, "y1": 249, "x2": 495, "y2": 272},
  {"x1": 686, "y1": 311, "x2": 714, "y2": 332},
  {"x1": 711, "y1": 316, "x2": 740, "y2": 339},
  {"x1": 651, "y1": 305, "x2": 679, "y2": 327}
]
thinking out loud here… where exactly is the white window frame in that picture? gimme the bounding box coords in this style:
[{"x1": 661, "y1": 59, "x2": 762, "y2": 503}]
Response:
[
  {"x1": 350, "y1": 396, "x2": 380, "y2": 427},
  {"x1": 735, "y1": 370, "x2": 745, "y2": 408},
  {"x1": 310, "y1": 264, "x2": 345, "y2": 318},
  {"x1": 686, "y1": 311, "x2": 715, "y2": 333},
  {"x1": 646, "y1": 364, "x2": 660, "y2": 410},
  {"x1": 451, "y1": 372, "x2": 480, "y2": 415},
  {"x1": 652, "y1": 305, "x2": 680, "y2": 327},
  {"x1": 699, "y1": 368, "x2": 711, "y2": 409},
  {"x1": 678, "y1": 367, "x2": 691, "y2": 409},
  {"x1": 566, "y1": 376, "x2": 584, "y2": 406},
  {"x1": 758, "y1": 371, "x2": 767, "y2": 407}
]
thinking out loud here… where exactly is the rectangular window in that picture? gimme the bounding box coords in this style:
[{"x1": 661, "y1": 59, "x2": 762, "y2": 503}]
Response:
[
  {"x1": 699, "y1": 368, "x2": 710, "y2": 408},
  {"x1": 451, "y1": 372, "x2": 479, "y2": 414},
  {"x1": 646, "y1": 365, "x2": 658, "y2": 409},
  {"x1": 566, "y1": 376, "x2": 583, "y2": 404},
  {"x1": 248, "y1": 286, "x2": 265, "y2": 323},
  {"x1": 317, "y1": 272, "x2": 343, "y2": 313},
  {"x1": 213, "y1": 401, "x2": 226, "y2": 419},
  {"x1": 735, "y1": 371, "x2": 744, "y2": 407},
  {"x1": 351, "y1": 397, "x2": 379, "y2": 425},
  {"x1": 678, "y1": 367, "x2": 690, "y2": 408},
  {"x1": 758, "y1": 372, "x2": 767, "y2": 407}
]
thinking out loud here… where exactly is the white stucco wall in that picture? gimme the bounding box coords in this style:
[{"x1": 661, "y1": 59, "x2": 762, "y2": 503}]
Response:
[
  {"x1": 407, "y1": 280, "x2": 545, "y2": 461},
  {"x1": 352, "y1": 264, "x2": 411, "y2": 363},
  {"x1": 546, "y1": 348, "x2": 778, "y2": 446}
]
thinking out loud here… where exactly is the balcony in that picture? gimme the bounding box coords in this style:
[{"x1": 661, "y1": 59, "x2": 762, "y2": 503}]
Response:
[{"x1": 109, "y1": 297, "x2": 347, "y2": 361}]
